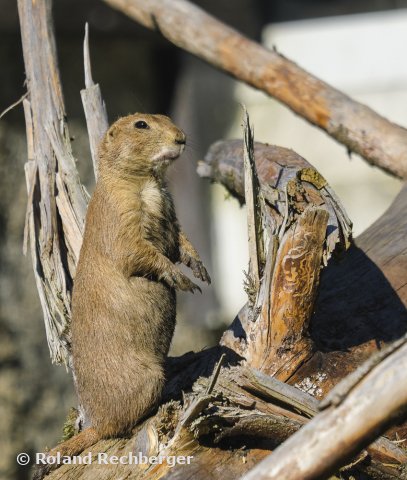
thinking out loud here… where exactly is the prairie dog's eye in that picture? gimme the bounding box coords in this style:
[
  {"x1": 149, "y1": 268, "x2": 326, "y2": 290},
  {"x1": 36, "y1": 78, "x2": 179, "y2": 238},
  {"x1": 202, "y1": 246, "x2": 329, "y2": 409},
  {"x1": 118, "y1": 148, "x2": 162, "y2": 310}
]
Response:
[{"x1": 134, "y1": 120, "x2": 149, "y2": 129}]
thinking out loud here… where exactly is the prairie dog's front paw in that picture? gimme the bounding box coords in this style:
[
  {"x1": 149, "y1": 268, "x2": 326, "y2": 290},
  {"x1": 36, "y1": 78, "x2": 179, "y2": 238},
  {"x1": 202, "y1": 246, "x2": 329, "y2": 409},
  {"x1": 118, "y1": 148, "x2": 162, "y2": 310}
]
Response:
[
  {"x1": 161, "y1": 268, "x2": 201, "y2": 293},
  {"x1": 189, "y1": 258, "x2": 211, "y2": 285}
]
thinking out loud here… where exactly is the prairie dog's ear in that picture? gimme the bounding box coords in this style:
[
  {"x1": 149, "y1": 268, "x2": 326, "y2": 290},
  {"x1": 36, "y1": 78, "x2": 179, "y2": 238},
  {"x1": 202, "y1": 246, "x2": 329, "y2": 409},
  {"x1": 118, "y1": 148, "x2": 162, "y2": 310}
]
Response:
[{"x1": 107, "y1": 124, "x2": 117, "y2": 141}]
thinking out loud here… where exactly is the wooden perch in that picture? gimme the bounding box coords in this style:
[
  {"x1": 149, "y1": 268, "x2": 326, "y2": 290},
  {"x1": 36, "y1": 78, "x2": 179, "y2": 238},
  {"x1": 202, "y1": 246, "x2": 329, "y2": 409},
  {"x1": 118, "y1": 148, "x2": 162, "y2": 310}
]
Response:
[
  {"x1": 45, "y1": 353, "x2": 407, "y2": 479},
  {"x1": 103, "y1": 0, "x2": 407, "y2": 179},
  {"x1": 242, "y1": 336, "x2": 407, "y2": 480}
]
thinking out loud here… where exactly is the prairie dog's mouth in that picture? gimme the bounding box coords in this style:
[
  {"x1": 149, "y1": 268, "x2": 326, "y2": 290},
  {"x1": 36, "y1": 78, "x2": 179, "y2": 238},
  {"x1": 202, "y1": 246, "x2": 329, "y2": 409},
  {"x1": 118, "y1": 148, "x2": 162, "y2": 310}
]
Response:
[{"x1": 153, "y1": 145, "x2": 184, "y2": 162}]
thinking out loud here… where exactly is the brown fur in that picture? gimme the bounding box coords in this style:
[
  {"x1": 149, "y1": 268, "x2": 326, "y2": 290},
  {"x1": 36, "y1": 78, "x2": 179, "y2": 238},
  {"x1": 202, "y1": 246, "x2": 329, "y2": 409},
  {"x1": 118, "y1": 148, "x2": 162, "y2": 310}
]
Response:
[{"x1": 34, "y1": 114, "x2": 210, "y2": 479}]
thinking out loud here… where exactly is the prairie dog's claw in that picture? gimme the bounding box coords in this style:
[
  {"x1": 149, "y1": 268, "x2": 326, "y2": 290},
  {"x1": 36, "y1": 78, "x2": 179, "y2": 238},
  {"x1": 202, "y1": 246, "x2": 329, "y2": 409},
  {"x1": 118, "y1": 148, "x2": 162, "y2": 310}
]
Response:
[
  {"x1": 161, "y1": 268, "x2": 201, "y2": 293},
  {"x1": 188, "y1": 258, "x2": 211, "y2": 285},
  {"x1": 191, "y1": 283, "x2": 202, "y2": 294}
]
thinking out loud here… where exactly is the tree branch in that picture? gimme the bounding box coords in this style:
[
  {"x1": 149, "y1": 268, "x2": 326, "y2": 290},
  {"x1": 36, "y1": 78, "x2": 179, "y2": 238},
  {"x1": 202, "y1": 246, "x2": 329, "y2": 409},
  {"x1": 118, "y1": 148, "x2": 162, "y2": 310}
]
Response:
[
  {"x1": 18, "y1": 0, "x2": 88, "y2": 365},
  {"x1": 242, "y1": 337, "x2": 407, "y2": 480},
  {"x1": 80, "y1": 23, "x2": 109, "y2": 179},
  {"x1": 103, "y1": 0, "x2": 407, "y2": 179},
  {"x1": 242, "y1": 107, "x2": 265, "y2": 288},
  {"x1": 44, "y1": 356, "x2": 407, "y2": 479}
]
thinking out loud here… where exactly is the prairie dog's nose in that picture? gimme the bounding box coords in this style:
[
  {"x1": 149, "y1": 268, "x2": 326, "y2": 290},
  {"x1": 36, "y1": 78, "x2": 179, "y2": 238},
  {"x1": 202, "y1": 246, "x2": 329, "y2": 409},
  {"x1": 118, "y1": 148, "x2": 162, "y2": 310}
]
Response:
[{"x1": 175, "y1": 132, "x2": 186, "y2": 145}]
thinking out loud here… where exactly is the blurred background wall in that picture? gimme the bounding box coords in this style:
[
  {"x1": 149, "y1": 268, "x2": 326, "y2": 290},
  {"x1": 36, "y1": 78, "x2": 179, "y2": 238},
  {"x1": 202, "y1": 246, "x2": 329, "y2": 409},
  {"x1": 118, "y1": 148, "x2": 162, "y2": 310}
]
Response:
[{"x1": 0, "y1": 0, "x2": 406, "y2": 478}]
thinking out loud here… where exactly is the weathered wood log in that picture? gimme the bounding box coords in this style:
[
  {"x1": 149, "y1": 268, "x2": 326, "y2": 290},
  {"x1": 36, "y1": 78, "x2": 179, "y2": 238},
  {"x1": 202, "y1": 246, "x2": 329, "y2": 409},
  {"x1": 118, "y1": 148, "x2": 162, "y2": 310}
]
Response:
[
  {"x1": 200, "y1": 139, "x2": 353, "y2": 380},
  {"x1": 18, "y1": 0, "x2": 88, "y2": 365},
  {"x1": 292, "y1": 182, "x2": 407, "y2": 400},
  {"x1": 45, "y1": 351, "x2": 407, "y2": 480},
  {"x1": 242, "y1": 336, "x2": 407, "y2": 480},
  {"x1": 237, "y1": 112, "x2": 344, "y2": 379},
  {"x1": 102, "y1": 0, "x2": 407, "y2": 179},
  {"x1": 246, "y1": 206, "x2": 329, "y2": 378},
  {"x1": 200, "y1": 140, "x2": 407, "y2": 397}
]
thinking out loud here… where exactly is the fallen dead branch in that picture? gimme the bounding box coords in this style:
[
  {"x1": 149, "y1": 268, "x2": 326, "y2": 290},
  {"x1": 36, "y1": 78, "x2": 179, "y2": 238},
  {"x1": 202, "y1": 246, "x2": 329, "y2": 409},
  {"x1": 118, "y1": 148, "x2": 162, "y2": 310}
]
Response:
[
  {"x1": 18, "y1": 0, "x2": 88, "y2": 365},
  {"x1": 103, "y1": 0, "x2": 407, "y2": 179},
  {"x1": 242, "y1": 336, "x2": 407, "y2": 480},
  {"x1": 45, "y1": 353, "x2": 407, "y2": 479},
  {"x1": 80, "y1": 23, "x2": 109, "y2": 178}
]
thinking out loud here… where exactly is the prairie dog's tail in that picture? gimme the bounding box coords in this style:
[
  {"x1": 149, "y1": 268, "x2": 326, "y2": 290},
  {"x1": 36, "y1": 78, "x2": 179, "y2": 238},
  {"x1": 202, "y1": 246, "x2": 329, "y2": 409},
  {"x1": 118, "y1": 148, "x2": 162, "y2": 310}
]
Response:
[{"x1": 32, "y1": 427, "x2": 100, "y2": 480}]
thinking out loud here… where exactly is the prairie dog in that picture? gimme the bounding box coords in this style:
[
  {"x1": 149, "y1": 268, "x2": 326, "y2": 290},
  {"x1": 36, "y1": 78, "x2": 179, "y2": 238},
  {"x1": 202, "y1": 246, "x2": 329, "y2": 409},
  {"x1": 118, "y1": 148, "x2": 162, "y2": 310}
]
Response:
[{"x1": 34, "y1": 113, "x2": 210, "y2": 478}]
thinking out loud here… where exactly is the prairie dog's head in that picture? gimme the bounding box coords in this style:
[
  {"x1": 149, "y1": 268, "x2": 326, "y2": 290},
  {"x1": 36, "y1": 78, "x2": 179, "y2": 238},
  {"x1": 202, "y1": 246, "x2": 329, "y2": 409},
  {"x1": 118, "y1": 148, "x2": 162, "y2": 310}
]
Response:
[{"x1": 98, "y1": 113, "x2": 186, "y2": 178}]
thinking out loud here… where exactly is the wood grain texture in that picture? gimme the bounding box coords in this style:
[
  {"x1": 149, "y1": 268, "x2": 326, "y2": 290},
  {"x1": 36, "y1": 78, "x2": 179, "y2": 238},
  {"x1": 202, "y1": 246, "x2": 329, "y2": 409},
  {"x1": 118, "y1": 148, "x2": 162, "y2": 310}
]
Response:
[
  {"x1": 18, "y1": 0, "x2": 88, "y2": 364},
  {"x1": 242, "y1": 108, "x2": 265, "y2": 288},
  {"x1": 203, "y1": 140, "x2": 352, "y2": 380},
  {"x1": 200, "y1": 140, "x2": 406, "y2": 399},
  {"x1": 246, "y1": 207, "x2": 329, "y2": 379},
  {"x1": 44, "y1": 351, "x2": 407, "y2": 480},
  {"x1": 80, "y1": 23, "x2": 109, "y2": 179},
  {"x1": 242, "y1": 339, "x2": 407, "y2": 480}
]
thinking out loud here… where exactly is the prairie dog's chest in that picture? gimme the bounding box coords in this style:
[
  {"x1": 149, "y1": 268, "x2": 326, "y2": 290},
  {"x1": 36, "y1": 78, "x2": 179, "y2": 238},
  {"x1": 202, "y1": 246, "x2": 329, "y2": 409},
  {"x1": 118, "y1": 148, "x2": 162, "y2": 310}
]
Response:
[
  {"x1": 141, "y1": 179, "x2": 179, "y2": 257},
  {"x1": 141, "y1": 179, "x2": 164, "y2": 218}
]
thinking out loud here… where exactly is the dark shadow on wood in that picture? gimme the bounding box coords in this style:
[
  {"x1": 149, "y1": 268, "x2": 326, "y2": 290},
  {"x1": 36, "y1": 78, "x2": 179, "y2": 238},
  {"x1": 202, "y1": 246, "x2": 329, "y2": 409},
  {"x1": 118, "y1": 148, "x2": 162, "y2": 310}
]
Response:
[
  {"x1": 311, "y1": 244, "x2": 407, "y2": 353},
  {"x1": 163, "y1": 346, "x2": 244, "y2": 402}
]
